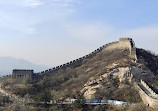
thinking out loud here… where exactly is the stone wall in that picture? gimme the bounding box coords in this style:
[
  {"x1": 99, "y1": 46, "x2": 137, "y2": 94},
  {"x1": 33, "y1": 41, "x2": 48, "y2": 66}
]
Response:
[
  {"x1": 12, "y1": 38, "x2": 137, "y2": 83},
  {"x1": 140, "y1": 79, "x2": 158, "y2": 98},
  {"x1": 36, "y1": 42, "x2": 108, "y2": 75},
  {"x1": 35, "y1": 38, "x2": 137, "y2": 76},
  {"x1": 103, "y1": 38, "x2": 137, "y2": 61},
  {"x1": 12, "y1": 69, "x2": 34, "y2": 84},
  {"x1": 135, "y1": 80, "x2": 158, "y2": 109}
]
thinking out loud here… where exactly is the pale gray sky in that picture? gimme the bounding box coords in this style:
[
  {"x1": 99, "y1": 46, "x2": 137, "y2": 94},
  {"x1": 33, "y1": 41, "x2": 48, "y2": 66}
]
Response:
[{"x1": 0, "y1": 0, "x2": 158, "y2": 66}]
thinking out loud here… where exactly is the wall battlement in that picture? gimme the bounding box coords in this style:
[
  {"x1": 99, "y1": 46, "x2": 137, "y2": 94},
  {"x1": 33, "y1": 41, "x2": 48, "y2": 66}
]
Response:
[
  {"x1": 135, "y1": 80, "x2": 158, "y2": 109},
  {"x1": 36, "y1": 38, "x2": 137, "y2": 75},
  {"x1": 104, "y1": 38, "x2": 137, "y2": 61},
  {"x1": 12, "y1": 38, "x2": 137, "y2": 83},
  {"x1": 119, "y1": 38, "x2": 133, "y2": 41},
  {"x1": 140, "y1": 79, "x2": 158, "y2": 98},
  {"x1": 12, "y1": 69, "x2": 34, "y2": 84}
]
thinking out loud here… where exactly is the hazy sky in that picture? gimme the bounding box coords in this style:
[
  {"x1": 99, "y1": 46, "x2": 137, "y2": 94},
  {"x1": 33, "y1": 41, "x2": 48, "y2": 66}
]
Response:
[{"x1": 0, "y1": 0, "x2": 158, "y2": 66}]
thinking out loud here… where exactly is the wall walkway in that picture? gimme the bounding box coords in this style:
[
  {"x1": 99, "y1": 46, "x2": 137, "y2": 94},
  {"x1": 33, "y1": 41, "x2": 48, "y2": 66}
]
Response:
[
  {"x1": 35, "y1": 38, "x2": 136, "y2": 76},
  {"x1": 135, "y1": 80, "x2": 158, "y2": 109}
]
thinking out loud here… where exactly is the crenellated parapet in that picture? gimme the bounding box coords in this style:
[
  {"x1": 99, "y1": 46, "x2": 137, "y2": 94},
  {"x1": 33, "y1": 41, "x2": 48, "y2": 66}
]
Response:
[
  {"x1": 119, "y1": 38, "x2": 133, "y2": 41},
  {"x1": 12, "y1": 69, "x2": 34, "y2": 77},
  {"x1": 135, "y1": 80, "x2": 158, "y2": 109},
  {"x1": 35, "y1": 38, "x2": 137, "y2": 76},
  {"x1": 102, "y1": 38, "x2": 137, "y2": 62},
  {"x1": 35, "y1": 42, "x2": 115, "y2": 75},
  {"x1": 12, "y1": 38, "x2": 138, "y2": 82},
  {"x1": 120, "y1": 38, "x2": 137, "y2": 61},
  {"x1": 140, "y1": 79, "x2": 158, "y2": 98},
  {"x1": 12, "y1": 69, "x2": 35, "y2": 84}
]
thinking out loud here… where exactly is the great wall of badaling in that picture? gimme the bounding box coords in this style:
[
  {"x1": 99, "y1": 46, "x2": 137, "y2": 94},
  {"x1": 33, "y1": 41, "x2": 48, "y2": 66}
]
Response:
[
  {"x1": 134, "y1": 79, "x2": 158, "y2": 108},
  {"x1": 10, "y1": 38, "x2": 158, "y2": 108},
  {"x1": 12, "y1": 38, "x2": 137, "y2": 79},
  {"x1": 36, "y1": 38, "x2": 137, "y2": 75}
]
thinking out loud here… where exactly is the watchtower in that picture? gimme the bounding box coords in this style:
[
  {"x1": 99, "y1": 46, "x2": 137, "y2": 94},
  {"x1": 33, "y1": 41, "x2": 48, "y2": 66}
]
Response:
[
  {"x1": 12, "y1": 69, "x2": 34, "y2": 84},
  {"x1": 119, "y1": 38, "x2": 137, "y2": 62}
]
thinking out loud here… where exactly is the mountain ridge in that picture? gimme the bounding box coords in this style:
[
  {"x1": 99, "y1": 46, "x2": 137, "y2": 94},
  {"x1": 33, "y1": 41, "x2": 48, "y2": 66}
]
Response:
[{"x1": 0, "y1": 38, "x2": 158, "y2": 111}]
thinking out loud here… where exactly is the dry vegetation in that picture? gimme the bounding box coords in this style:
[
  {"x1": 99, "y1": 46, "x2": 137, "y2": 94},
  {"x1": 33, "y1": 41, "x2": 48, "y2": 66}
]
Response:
[
  {"x1": 136, "y1": 48, "x2": 158, "y2": 75},
  {"x1": 94, "y1": 78, "x2": 142, "y2": 103},
  {"x1": 2, "y1": 49, "x2": 133, "y2": 101},
  {"x1": 136, "y1": 48, "x2": 158, "y2": 94},
  {"x1": 1, "y1": 48, "x2": 158, "y2": 110}
]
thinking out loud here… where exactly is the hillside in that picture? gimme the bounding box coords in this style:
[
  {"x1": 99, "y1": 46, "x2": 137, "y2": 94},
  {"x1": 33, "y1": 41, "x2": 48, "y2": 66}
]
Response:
[
  {"x1": 136, "y1": 48, "x2": 158, "y2": 75},
  {"x1": 0, "y1": 38, "x2": 158, "y2": 111}
]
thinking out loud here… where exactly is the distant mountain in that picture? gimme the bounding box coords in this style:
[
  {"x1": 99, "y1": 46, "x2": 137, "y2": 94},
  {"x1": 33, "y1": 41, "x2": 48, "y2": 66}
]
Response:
[{"x1": 0, "y1": 57, "x2": 50, "y2": 76}]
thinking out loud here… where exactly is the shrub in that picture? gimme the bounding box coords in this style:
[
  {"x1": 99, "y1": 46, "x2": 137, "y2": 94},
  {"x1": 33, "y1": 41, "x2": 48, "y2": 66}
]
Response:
[
  {"x1": 72, "y1": 96, "x2": 85, "y2": 109},
  {"x1": 34, "y1": 91, "x2": 52, "y2": 104}
]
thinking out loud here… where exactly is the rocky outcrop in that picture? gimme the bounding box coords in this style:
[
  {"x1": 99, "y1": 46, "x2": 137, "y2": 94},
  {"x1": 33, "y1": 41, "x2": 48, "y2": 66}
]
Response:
[
  {"x1": 81, "y1": 67, "x2": 133, "y2": 99},
  {"x1": 111, "y1": 67, "x2": 132, "y2": 83},
  {"x1": 0, "y1": 84, "x2": 32, "y2": 103}
]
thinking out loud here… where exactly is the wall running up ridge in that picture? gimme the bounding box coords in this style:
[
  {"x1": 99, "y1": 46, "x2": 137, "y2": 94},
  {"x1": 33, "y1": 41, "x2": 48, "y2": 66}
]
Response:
[
  {"x1": 11, "y1": 38, "x2": 137, "y2": 83},
  {"x1": 135, "y1": 80, "x2": 158, "y2": 109},
  {"x1": 34, "y1": 38, "x2": 137, "y2": 76},
  {"x1": 103, "y1": 38, "x2": 137, "y2": 61}
]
